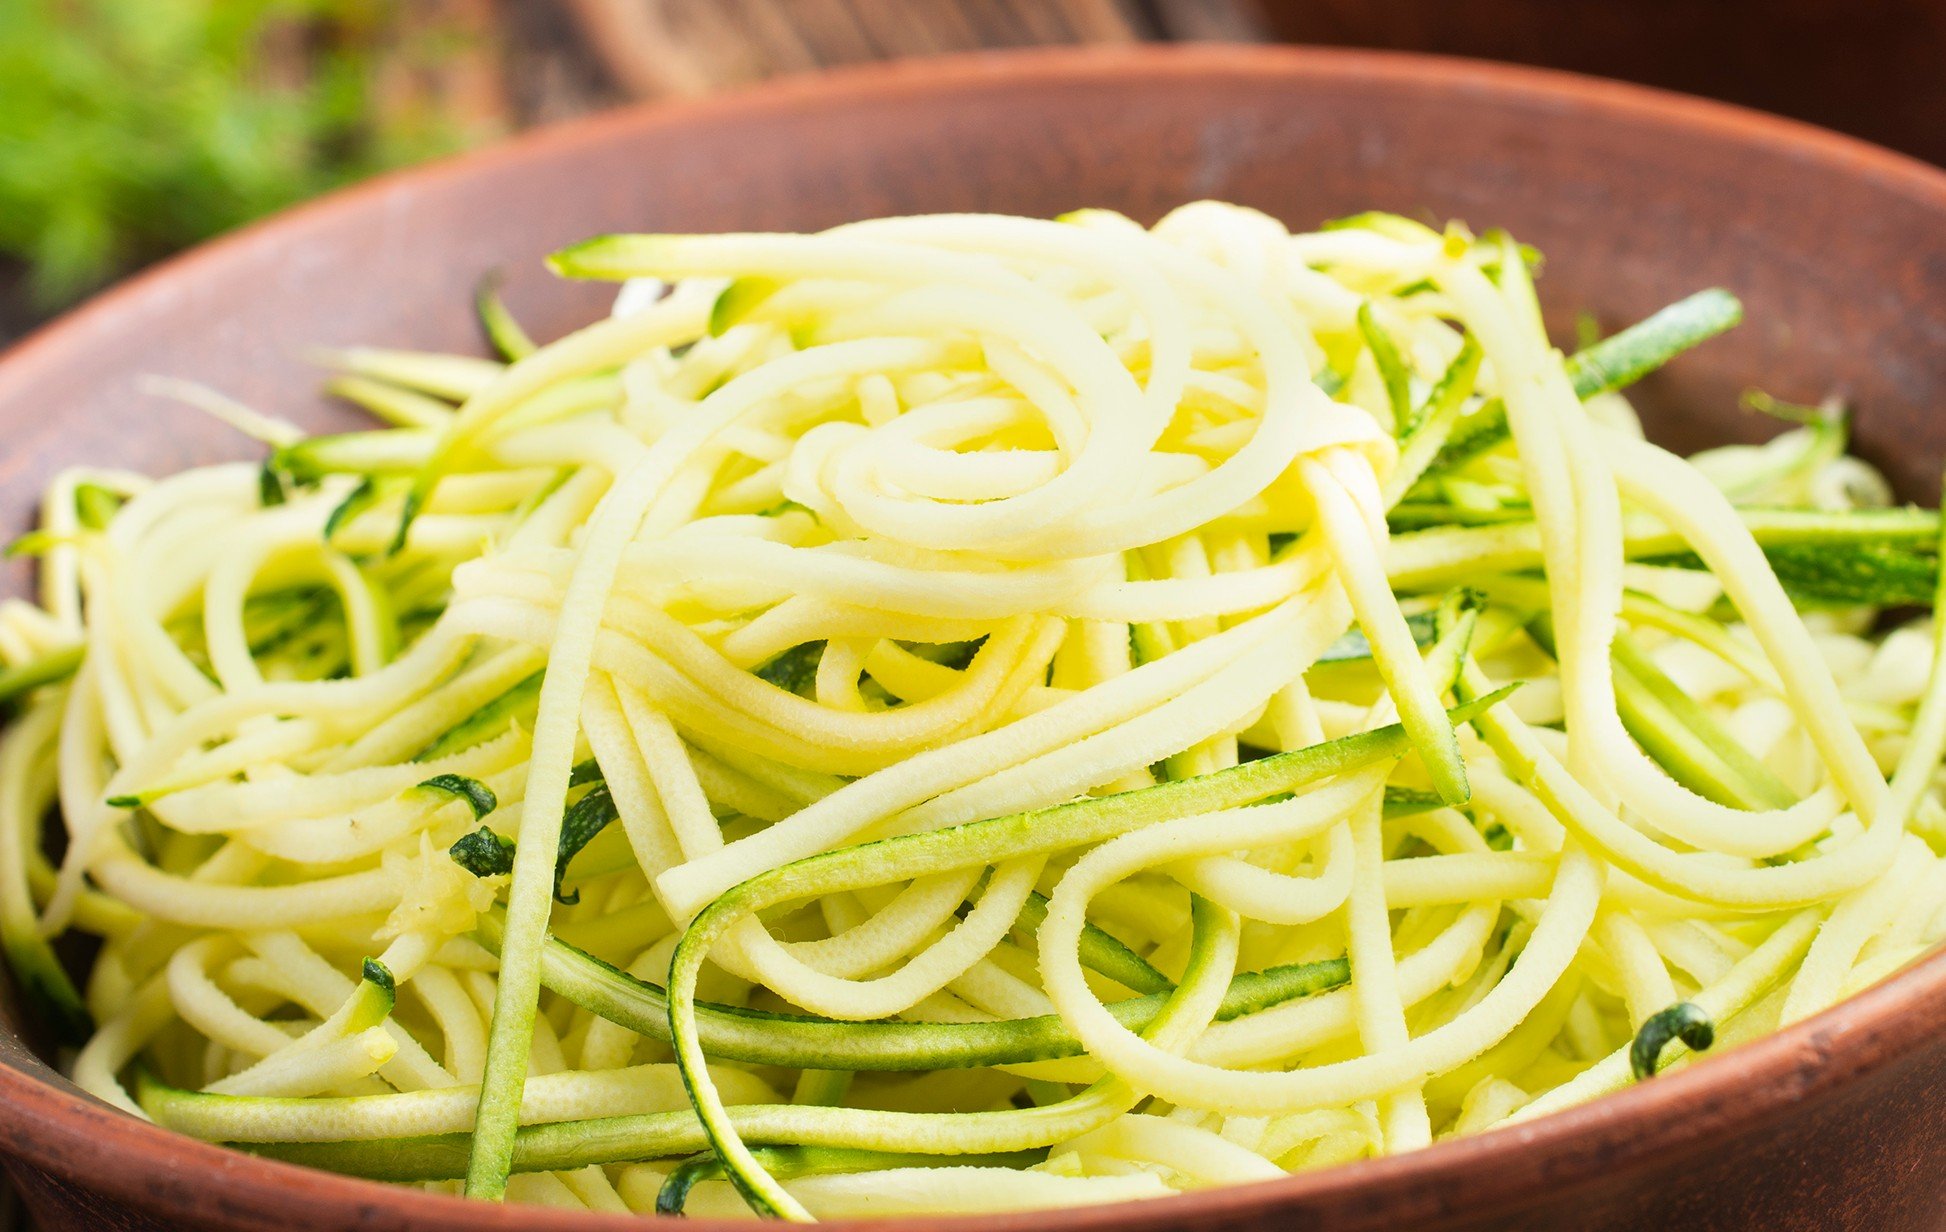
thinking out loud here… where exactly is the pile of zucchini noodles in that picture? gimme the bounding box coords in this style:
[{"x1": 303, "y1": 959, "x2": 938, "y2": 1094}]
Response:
[{"x1": 3, "y1": 203, "x2": 1944, "y2": 1220}]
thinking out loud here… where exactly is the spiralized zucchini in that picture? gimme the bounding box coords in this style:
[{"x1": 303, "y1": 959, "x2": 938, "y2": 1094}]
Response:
[{"x1": 4, "y1": 203, "x2": 1944, "y2": 1220}]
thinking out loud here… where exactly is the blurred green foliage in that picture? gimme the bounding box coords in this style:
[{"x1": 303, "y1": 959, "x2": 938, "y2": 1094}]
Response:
[{"x1": 0, "y1": 0, "x2": 475, "y2": 310}]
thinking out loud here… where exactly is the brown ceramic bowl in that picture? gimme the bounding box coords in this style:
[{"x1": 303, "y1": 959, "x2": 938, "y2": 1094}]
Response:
[{"x1": 0, "y1": 43, "x2": 1942, "y2": 1232}]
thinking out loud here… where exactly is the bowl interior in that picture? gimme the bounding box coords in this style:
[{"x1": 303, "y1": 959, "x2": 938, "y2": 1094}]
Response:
[{"x1": 1, "y1": 42, "x2": 1944, "y2": 1232}]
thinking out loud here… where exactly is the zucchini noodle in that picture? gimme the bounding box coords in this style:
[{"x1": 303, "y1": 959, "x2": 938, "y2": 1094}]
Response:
[{"x1": 2, "y1": 203, "x2": 1941, "y2": 1219}]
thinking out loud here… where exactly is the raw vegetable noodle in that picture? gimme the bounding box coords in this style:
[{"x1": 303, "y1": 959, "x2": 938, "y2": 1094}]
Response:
[{"x1": 3, "y1": 203, "x2": 1943, "y2": 1221}]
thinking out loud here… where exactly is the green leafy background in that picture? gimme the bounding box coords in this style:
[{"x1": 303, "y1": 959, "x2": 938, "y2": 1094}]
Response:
[{"x1": 0, "y1": 0, "x2": 477, "y2": 313}]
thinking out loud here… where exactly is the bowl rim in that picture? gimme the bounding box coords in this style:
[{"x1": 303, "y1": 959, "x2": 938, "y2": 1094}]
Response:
[{"x1": 1, "y1": 40, "x2": 1944, "y2": 1232}]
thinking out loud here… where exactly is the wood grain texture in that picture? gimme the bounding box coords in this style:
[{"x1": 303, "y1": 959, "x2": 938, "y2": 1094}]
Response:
[
  {"x1": 556, "y1": 0, "x2": 1267, "y2": 97},
  {"x1": 0, "y1": 43, "x2": 1943, "y2": 1232}
]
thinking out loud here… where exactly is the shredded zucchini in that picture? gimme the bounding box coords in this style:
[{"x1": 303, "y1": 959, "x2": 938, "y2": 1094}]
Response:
[{"x1": 2, "y1": 203, "x2": 1940, "y2": 1220}]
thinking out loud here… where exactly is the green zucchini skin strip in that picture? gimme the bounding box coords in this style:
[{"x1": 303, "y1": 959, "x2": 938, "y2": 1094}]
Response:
[
  {"x1": 0, "y1": 646, "x2": 83, "y2": 710},
  {"x1": 275, "y1": 430, "x2": 435, "y2": 481},
  {"x1": 236, "y1": 1131, "x2": 483, "y2": 1183},
  {"x1": 1418, "y1": 338, "x2": 1483, "y2": 428},
  {"x1": 1389, "y1": 507, "x2": 1938, "y2": 592},
  {"x1": 324, "y1": 479, "x2": 381, "y2": 546},
  {"x1": 1629, "y1": 1001, "x2": 1714, "y2": 1080},
  {"x1": 1755, "y1": 540, "x2": 1938, "y2": 607},
  {"x1": 345, "y1": 960, "x2": 397, "y2": 1031},
  {"x1": 1525, "y1": 618, "x2": 1794, "y2": 812},
  {"x1": 711, "y1": 277, "x2": 785, "y2": 337},
  {"x1": 203, "y1": 1103, "x2": 1049, "y2": 1183},
  {"x1": 657, "y1": 1146, "x2": 1046, "y2": 1215},
  {"x1": 661, "y1": 689, "x2": 1516, "y2": 930},
  {"x1": 475, "y1": 273, "x2": 538, "y2": 361},
  {"x1": 1563, "y1": 289, "x2": 1742, "y2": 400},
  {"x1": 1413, "y1": 288, "x2": 1742, "y2": 487},
  {"x1": 450, "y1": 828, "x2": 516, "y2": 877},
  {"x1": 1381, "y1": 786, "x2": 1447, "y2": 819},
  {"x1": 417, "y1": 774, "x2": 498, "y2": 821},
  {"x1": 1418, "y1": 399, "x2": 1510, "y2": 479},
  {"x1": 997, "y1": 890, "x2": 1169, "y2": 995},
  {"x1": 444, "y1": 784, "x2": 625, "y2": 905},
  {"x1": 258, "y1": 462, "x2": 288, "y2": 506},
  {"x1": 73, "y1": 483, "x2": 122, "y2": 530},
  {"x1": 1606, "y1": 636, "x2": 1796, "y2": 811},
  {"x1": 1357, "y1": 302, "x2": 1413, "y2": 430},
  {"x1": 489, "y1": 921, "x2": 1346, "y2": 1072},
  {"x1": 413, "y1": 671, "x2": 543, "y2": 761},
  {"x1": 1387, "y1": 339, "x2": 1485, "y2": 497},
  {"x1": 553, "y1": 785, "x2": 619, "y2": 904},
  {"x1": 242, "y1": 588, "x2": 335, "y2": 658}
]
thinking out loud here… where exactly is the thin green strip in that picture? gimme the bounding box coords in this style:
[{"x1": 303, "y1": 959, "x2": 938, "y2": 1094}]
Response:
[
  {"x1": 656, "y1": 1146, "x2": 1044, "y2": 1215},
  {"x1": 477, "y1": 916, "x2": 1345, "y2": 1072},
  {"x1": 414, "y1": 672, "x2": 543, "y2": 761},
  {"x1": 476, "y1": 273, "x2": 538, "y2": 361},
  {"x1": 1357, "y1": 303, "x2": 1413, "y2": 431},
  {"x1": 0, "y1": 646, "x2": 83, "y2": 709},
  {"x1": 1564, "y1": 289, "x2": 1743, "y2": 399}
]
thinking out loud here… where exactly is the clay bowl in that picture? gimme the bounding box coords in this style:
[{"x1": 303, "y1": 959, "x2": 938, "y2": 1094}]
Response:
[{"x1": 0, "y1": 43, "x2": 1942, "y2": 1232}]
